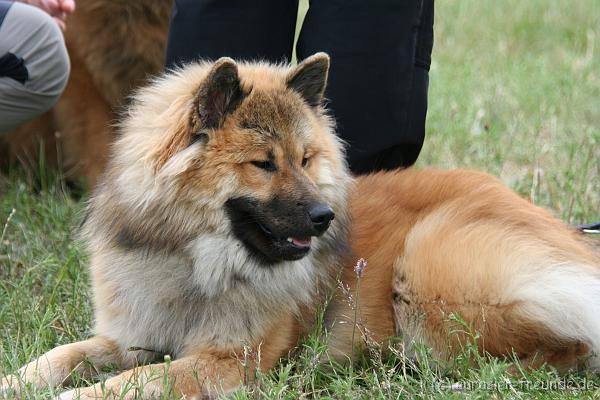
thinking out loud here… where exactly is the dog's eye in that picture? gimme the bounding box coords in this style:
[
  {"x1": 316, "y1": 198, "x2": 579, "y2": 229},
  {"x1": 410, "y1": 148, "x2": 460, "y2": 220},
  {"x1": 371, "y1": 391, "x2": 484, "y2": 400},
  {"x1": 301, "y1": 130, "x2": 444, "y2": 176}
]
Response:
[
  {"x1": 302, "y1": 156, "x2": 310, "y2": 168},
  {"x1": 251, "y1": 160, "x2": 276, "y2": 172}
]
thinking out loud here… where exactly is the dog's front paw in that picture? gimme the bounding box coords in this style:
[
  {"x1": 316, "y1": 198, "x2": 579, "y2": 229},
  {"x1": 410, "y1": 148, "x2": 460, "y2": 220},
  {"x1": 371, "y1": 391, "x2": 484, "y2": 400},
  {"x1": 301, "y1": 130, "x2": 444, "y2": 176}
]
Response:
[
  {"x1": 56, "y1": 388, "x2": 76, "y2": 400},
  {"x1": 1, "y1": 375, "x2": 21, "y2": 399},
  {"x1": 56, "y1": 388, "x2": 95, "y2": 400},
  {"x1": 56, "y1": 386, "x2": 115, "y2": 400}
]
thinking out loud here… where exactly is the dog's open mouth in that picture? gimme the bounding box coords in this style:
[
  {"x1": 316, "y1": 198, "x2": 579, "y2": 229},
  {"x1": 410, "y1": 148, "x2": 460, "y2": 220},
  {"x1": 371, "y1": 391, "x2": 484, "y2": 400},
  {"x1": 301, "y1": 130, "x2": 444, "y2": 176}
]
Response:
[{"x1": 257, "y1": 222, "x2": 312, "y2": 257}]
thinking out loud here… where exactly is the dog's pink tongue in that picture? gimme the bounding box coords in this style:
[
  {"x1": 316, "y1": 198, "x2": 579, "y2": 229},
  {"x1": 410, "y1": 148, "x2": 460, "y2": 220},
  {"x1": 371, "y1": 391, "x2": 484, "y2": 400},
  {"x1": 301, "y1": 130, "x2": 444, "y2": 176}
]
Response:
[{"x1": 292, "y1": 237, "x2": 312, "y2": 248}]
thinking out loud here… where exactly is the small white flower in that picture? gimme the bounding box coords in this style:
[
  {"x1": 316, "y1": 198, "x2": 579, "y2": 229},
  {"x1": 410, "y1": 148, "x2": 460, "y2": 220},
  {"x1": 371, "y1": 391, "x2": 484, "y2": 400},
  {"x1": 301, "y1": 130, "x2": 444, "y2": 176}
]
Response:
[{"x1": 354, "y1": 258, "x2": 367, "y2": 277}]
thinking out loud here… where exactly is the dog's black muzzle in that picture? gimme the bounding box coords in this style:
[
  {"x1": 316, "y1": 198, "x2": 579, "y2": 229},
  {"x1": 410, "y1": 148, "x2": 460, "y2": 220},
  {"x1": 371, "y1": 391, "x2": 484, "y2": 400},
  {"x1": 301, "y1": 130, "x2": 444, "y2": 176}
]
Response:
[{"x1": 225, "y1": 196, "x2": 334, "y2": 265}]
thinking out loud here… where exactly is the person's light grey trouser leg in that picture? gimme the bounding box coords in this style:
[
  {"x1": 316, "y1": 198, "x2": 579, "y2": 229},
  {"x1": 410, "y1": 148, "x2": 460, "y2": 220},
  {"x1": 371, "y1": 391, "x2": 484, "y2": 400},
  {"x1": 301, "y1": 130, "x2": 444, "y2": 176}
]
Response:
[{"x1": 0, "y1": 1, "x2": 70, "y2": 133}]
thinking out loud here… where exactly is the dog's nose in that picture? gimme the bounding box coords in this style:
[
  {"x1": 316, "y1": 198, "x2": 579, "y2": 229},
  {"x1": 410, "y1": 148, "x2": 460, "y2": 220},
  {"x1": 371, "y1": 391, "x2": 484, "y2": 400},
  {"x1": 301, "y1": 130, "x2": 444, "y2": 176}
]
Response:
[{"x1": 308, "y1": 204, "x2": 335, "y2": 233}]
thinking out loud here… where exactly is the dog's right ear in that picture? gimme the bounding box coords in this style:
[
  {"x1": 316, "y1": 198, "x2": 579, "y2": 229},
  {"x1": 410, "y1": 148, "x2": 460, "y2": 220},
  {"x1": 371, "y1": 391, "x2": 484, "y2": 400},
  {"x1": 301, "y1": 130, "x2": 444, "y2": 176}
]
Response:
[
  {"x1": 152, "y1": 59, "x2": 249, "y2": 169},
  {"x1": 194, "y1": 58, "x2": 248, "y2": 132}
]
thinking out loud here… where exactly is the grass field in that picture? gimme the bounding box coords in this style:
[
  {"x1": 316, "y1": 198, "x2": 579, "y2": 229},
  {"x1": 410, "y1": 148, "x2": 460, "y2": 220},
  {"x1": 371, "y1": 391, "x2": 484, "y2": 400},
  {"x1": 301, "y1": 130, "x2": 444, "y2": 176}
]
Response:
[{"x1": 1, "y1": 0, "x2": 599, "y2": 398}]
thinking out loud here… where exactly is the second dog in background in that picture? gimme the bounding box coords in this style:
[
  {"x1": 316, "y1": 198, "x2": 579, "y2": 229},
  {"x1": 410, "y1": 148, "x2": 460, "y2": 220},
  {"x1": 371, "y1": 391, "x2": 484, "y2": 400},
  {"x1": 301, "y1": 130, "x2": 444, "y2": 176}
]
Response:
[{"x1": 0, "y1": 0, "x2": 172, "y2": 187}]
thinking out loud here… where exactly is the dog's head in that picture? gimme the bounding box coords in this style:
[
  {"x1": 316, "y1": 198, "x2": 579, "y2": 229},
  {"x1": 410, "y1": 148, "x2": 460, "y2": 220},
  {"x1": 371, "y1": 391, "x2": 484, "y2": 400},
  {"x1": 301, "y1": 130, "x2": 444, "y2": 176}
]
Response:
[{"x1": 103, "y1": 53, "x2": 351, "y2": 266}]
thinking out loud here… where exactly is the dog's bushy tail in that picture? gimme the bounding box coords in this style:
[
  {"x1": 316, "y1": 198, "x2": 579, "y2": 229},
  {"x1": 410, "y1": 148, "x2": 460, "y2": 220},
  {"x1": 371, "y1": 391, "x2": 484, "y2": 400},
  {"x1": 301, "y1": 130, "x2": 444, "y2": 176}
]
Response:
[{"x1": 508, "y1": 260, "x2": 600, "y2": 369}]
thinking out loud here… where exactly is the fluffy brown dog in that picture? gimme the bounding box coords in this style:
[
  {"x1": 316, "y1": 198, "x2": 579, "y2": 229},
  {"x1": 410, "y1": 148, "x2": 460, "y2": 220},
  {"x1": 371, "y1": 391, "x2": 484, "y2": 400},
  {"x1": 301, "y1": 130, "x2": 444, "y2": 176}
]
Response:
[
  {"x1": 2, "y1": 54, "x2": 600, "y2": 399},
  {"x1": 0, "y1": 0, "x2": 172, "y2": 187}
]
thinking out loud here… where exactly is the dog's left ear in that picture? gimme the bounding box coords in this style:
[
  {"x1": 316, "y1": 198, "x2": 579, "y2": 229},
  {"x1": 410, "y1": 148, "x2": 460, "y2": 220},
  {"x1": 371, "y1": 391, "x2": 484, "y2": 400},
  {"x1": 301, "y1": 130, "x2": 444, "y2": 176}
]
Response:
[
  {"x1": 196, "y1": 57, "x2": 248, "y2": 130},
  {"x1": 287, "y1": 52, "x2": 330, "y2": 107}
]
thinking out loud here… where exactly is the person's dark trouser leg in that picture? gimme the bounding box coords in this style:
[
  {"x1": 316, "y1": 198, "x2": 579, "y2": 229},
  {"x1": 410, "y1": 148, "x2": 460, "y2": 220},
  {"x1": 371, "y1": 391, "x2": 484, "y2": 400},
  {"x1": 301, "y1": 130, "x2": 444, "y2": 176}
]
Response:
[
  {"x1": 404, "y1": 0, "x2": 434, "y2": 168},
  {"x1": 165, "y1": 0, "x2": 299, "y2": 68},
  {"x1": 297, "y1": 0, "x2": 434, "y2": 174}
]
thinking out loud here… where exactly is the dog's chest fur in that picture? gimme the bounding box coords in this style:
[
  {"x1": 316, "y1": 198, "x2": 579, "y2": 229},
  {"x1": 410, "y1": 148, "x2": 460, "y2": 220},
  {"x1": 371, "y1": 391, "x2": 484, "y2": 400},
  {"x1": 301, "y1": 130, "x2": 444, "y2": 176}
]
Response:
[{"x1": 90, "y1": 233, "x2": 319, "y2": 362}]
